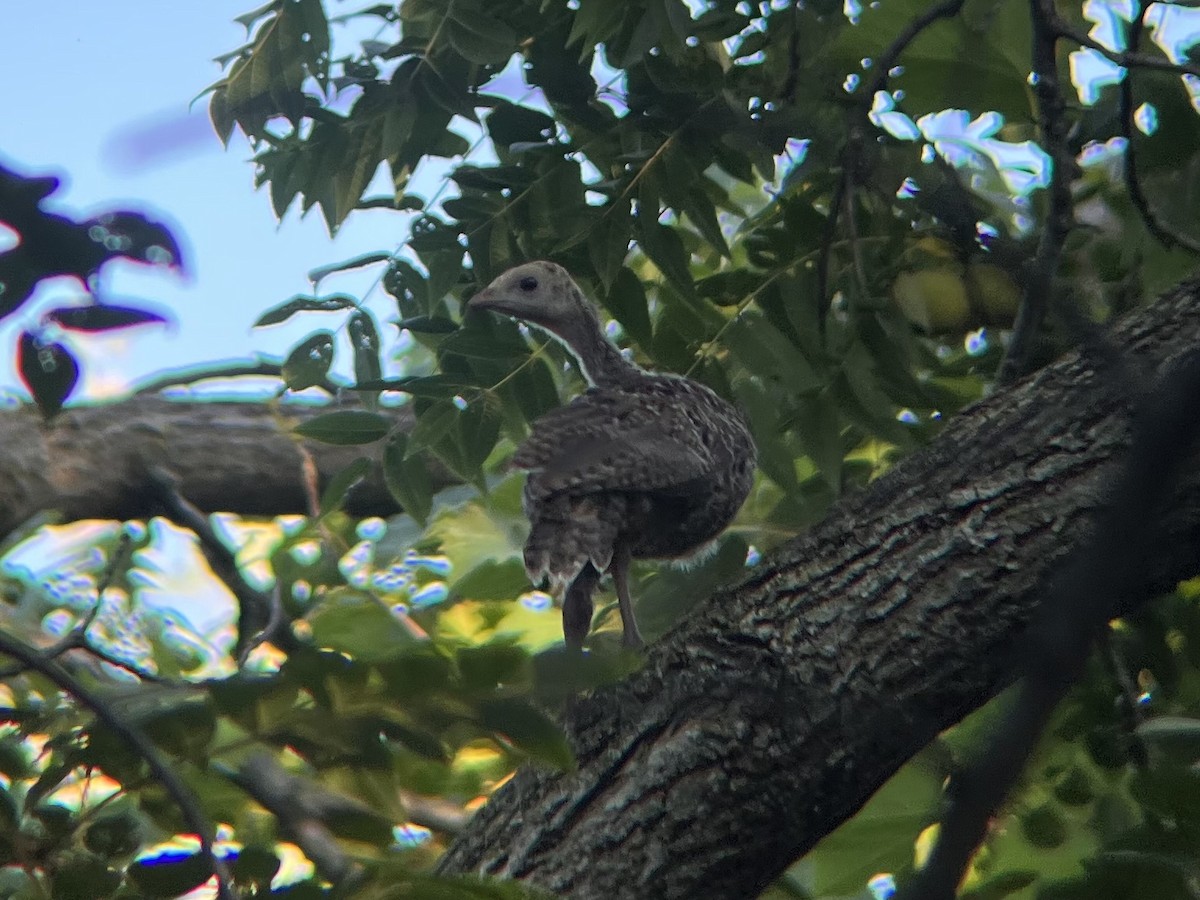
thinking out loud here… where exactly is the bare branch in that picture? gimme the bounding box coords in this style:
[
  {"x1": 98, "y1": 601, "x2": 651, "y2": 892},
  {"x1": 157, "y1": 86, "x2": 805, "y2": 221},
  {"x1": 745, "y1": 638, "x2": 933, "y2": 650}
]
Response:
[
  {"x1": 144, "y1": 467, "x2": 288, "y2": 664},
  {"x1": 227, "y1": 753, "x2": 367, "y2": 888},
  {"x1": 0, "y1": 397, "x2": 444, "y2": 542},
  {"x1": 997, "y1": 0, "x2": 1077, "y2": 384},
  {"x1": 1048, "y1": 8, "x2": 1200, "y2": 79},
  {"x1": 818, "y1": 0, "x2": 967, "y2": 324},
  {"x1": 864, "y1": 0, "x2": 968, "y2": 99},
  {"x1": 1119, "y1": 2, "x2": 1200, "y2": 254}
]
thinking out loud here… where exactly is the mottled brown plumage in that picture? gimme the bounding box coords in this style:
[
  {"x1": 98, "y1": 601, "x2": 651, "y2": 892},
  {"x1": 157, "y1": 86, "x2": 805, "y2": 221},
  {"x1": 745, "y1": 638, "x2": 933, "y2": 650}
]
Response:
[{"x1": 468, "y1": 261, "x2": 757, "y2": 649}]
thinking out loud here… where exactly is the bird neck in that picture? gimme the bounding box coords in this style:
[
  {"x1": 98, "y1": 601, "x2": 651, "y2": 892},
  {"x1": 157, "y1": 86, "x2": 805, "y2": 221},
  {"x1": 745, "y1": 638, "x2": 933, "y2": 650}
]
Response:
[{"x1": 552, "y1": 304, "x2": 642, "y2": 388}]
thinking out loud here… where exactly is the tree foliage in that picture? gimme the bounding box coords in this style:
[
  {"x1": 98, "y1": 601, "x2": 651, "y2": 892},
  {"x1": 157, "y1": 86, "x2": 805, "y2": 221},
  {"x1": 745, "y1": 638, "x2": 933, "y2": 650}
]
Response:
[{"x1": 1, "y1": 0, "x2": 1200, "y2": 897}]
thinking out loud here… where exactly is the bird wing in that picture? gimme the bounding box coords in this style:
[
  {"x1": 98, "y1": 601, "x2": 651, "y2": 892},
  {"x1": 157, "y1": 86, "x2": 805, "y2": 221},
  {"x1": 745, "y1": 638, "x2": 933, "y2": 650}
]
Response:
[{"x1": 514, "y1": 387, "x2": 714, "y2": 499}]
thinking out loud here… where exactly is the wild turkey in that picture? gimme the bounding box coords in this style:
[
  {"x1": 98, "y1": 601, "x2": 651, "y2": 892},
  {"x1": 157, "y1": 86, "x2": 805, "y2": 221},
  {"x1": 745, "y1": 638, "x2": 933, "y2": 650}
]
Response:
[{"x1": 468, "y1": 261, "x2": 757, "y2": 649}]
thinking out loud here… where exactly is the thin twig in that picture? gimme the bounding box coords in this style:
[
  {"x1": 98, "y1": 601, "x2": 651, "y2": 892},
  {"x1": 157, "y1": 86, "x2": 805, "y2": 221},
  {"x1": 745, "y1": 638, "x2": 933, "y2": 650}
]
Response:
[
  {"x1": 864, "y1": 0, "x2": 968, "y2": 99},
  {"x1": 997, "y1": 0, "x2": 1076, "y2": 385},
  {"x1": 0, "y1": 533, "x2": 163, "y2": 682},
  {"x1": 1048, "y1": 10, "x2": 1200, "y2": 80},
  {"x1": 145, "y1": 467, "x2": 288, "y2": 664},
  {"x1": 136, "y1": 360, "x2": 340, "y2": 397},
  {"x1": 818, "y1": 0, "x2": 967, "y2": 325},
  {"x1": 1119, "y1": 2, "x2": 1200, "y2": 254},
  {"x1": 0, "y1": 629, "x2": 237, "y2": 900}
]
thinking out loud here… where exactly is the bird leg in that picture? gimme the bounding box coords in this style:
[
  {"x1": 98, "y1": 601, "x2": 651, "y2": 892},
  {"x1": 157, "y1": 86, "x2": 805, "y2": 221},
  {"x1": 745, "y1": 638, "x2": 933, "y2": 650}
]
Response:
[
  {"x1": 608, "y1": 543, "x2": 644, "y2": 649},
  {"x1": 562, "y1": 565, "x2": 599, "y2": 651}
]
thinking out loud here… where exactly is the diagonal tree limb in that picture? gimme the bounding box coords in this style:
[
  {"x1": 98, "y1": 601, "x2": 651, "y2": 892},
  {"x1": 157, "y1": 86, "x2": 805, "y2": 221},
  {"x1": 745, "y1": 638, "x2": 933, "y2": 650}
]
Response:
[{"x1": 437, "y1": 271, "x2": 1200, "y2": 899}]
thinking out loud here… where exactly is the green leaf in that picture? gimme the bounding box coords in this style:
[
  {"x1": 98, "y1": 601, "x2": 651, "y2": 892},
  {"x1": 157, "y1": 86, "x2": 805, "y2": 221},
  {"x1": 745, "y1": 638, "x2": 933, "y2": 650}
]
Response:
[
  {"x1": 294, "y1": 410, "x2": 390, "y2": 444},
  {"x1": 255, "y1": 294, "x2": 356, "y2": 326},
  {"x1": 306, "y1": 588, "x2": 418, "y2": 661},
  {"x1": 282, "y1": 331, "x2": 334, "y2": 390},
  {"x1": 603, "y1": 267, "x2": 654, "y2": 348},
  {"x1": 478, "y1": 697, "x2": 574, "y2": 770},
  {"x1": 1137, "y1": 716, "x2": 1200, "y2": 763},
  {"x1": 446, "y1": 3, "x2": 518, "y2": 64},
  {"x1": 680, "y1": 187, "x2": 730, "y2": 258},
  {"x1": 17, "y1": 333, "x2": 78, "y2": 419},
  {"x1": 454, "y1": 558, "x2": 530, "y2": 601},
  {"x1": 408, "y1": 402, "x2": 461, "y2": 456},
  {"x1": 638, "y1": 219, "x2": 694, "y2": 296},
  {"x1": 308, "y1": 251, "x2": 393, "y2": 285},
  {"x1": 230, "y1": 845, "x2": 281, "y2": 887},
  {"x1": 588, "y1": 215, "x2": 631, "y2": 291},
  {"x1": 46, "y1": 304, "x2": 168, "y2": 332},
  {"x1": 796, "y1": 390, "x2": 844, "y2": 494},
  {"x1": 440, "y1": 328, "x2": 530, "y2": 362},
  {"x1": 396, "y1": 315, "x2": 460, "y2": 334},
  {"x1": 732, "y1": 378, "x2": 799, "y2": 494},
  {"x1": 458, "y1": 643, "x2": 532, "y2": 692},
  {"x1": 384, "y1": 434, "x2": 433, "y2": 525},
  {"x1": 128, "y1": 851, "x2": 213, "y2": 899},
  {"x1": 348, "y1": 311, "x2": 383, "y2": 388},
  {"x1": 320, "y1": 457, "x2": 371, "y2": 514}
]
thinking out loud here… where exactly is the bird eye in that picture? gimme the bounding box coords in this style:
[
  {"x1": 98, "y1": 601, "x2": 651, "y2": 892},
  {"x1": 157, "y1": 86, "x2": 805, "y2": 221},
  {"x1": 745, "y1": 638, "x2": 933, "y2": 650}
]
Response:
[{"x1": 519, "y1": 276, "x2": 538, "y2": 291}]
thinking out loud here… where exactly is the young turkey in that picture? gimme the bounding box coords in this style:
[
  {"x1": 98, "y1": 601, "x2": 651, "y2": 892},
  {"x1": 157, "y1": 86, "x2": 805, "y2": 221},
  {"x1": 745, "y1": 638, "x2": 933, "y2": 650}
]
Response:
[{"x1": 468, "y1": 261, "x2": 757, "y2": 649}]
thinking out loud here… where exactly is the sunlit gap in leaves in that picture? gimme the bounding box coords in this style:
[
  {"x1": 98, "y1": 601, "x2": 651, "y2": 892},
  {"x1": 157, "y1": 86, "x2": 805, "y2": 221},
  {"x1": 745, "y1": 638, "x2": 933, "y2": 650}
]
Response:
[
  {"x1": 868, "y1": 872, "x2": 897, "y2": 900},
  {"x1": 1074, "y1": 0, "x2": 1200, "y2": 106},
  {"x1": 839, "y1": 0, "x2": 1200, "y2": 241},
  {"x1": 269, "y1": 515, "x2": 455, "y2": 617},
  {"x1": 134, "y1": 831, "x2": 314, "y2": 898},
  {"x1": 1, "y1": 519, "x2": 231, "y2": 679}
]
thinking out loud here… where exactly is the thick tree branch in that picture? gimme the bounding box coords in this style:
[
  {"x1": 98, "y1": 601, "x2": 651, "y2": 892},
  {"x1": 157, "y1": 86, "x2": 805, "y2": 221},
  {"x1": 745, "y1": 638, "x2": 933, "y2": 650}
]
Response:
[
  {"x1": 438, "y1": 270, "x2": 1200, "y2": 898},
  {"x1": 0, "y1": 396, "x2": 450, "y2": 541}
]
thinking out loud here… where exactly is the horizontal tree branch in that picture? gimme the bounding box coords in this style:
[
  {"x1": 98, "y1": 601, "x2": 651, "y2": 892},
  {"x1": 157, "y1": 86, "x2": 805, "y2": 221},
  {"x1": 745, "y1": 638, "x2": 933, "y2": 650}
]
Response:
[
  {"x1": 0, "y1": 396, "x2": 444, "y2": 540},
  {"x1": 437, "y1": 269, "x2": 1200, "y2": 898}
]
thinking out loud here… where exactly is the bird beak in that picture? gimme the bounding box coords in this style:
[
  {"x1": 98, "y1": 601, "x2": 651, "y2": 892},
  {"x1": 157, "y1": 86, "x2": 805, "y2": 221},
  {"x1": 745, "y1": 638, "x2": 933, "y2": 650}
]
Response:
[{"x1": 467, "y1": 287, "x2": 498, "y2": 313}]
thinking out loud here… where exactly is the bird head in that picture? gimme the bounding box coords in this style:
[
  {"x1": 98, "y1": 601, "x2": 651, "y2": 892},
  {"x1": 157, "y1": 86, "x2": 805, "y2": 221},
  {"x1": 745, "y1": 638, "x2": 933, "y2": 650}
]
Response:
[{"x1": 467, "y1": 261, "x2": 594, "y2": 337}]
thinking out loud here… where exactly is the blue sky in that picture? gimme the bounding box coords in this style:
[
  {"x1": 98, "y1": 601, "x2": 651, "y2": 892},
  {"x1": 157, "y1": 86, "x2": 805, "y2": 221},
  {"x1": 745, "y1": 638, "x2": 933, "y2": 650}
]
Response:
[{"x1": 0, "y1": 2, "x2": 411, "y2": 403}]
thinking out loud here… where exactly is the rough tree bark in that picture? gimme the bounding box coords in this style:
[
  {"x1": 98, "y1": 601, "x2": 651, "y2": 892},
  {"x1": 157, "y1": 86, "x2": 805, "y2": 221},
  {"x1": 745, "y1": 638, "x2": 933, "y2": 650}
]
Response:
[
  {"x1": 0, "y1": 398, "x2": 430, "y2": 538},
  {"x1": 5, "y1": 277, "x2": 1200, "y2": 898},
  {"x1": 434, "y1": 272, "x2": 1200, "y2": 899}
]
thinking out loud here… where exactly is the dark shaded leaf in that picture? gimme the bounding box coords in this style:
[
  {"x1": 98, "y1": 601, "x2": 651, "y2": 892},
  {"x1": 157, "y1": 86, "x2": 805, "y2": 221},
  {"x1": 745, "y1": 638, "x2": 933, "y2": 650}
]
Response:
[
  {"x1": 384, "y1": 433, "x2": 433, "y2": 525},
  {"x1": 46, "y1": 304, "x2": 169, "y2": 331},
  {"x1": 308, "y1": 251, "x2": 394, "y2": 285},
  {"x1": 638, "y1": 219, "x2": 694, "y2": 296},
  {"x1": 282, "y1": 331, "x2": 335, "y2": 390},
  {"x1": 128, "y1": 851, "x2": 213, "y2": 898},
  {"x1": 320, "y1": 457, "x2": 371, "y2": 514},
  {"x1": 306, "y1": 588, "x2": 418, "y2": 661},
  {"x1": 255, "y1": 294, "x2": 356, "y2": 327},
  {"x1": 603, "y1": 266, "x2": 654, "y2": 348},
  {"x1": 17, "y1": 332, "x2": 79, "y2": 418},
  {"x1": 478, "y1": 697, "x2": 575, "y2": 770},
  {"x1": 348, "y1": 310, "x2": 383, "y2": 388},
  {"x1": 294, "y1": 410, "x2": 390, "y2": 444}
]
